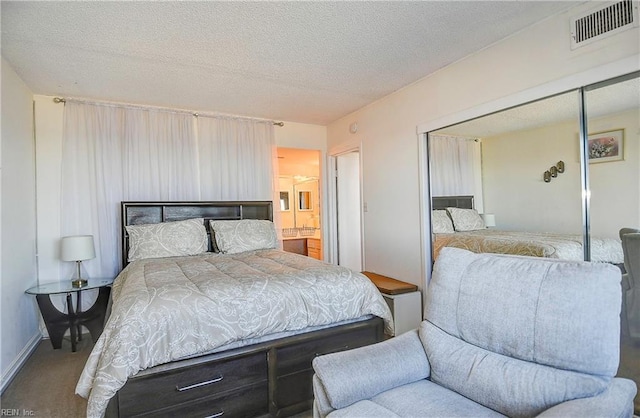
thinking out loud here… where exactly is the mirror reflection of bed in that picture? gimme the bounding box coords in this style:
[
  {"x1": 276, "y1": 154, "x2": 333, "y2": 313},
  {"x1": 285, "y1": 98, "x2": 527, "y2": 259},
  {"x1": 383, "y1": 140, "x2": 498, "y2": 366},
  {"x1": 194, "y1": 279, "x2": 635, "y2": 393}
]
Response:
[
  {"x1": 431, "y1": 195, "x2": 623, "y2": 264},
  {"x1": 427, "y1": 74, "x2": 639, "y2": 267}
]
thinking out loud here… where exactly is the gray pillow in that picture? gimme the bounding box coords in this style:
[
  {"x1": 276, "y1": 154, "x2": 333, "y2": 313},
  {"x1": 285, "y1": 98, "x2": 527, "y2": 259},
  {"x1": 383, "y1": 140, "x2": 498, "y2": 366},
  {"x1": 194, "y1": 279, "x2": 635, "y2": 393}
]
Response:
[
  {"x1": 446, "y1": 207, "x2": 485, "y2": 231},
  {"x1": 209, "y1": 219, "x2": 277, "y2": 254},
  {"x1": 125, "y1": 218, "x2": 207, "y2": 262},
  {"x1": 432, "y1": 210, "x2": 454, "y2": 233}
]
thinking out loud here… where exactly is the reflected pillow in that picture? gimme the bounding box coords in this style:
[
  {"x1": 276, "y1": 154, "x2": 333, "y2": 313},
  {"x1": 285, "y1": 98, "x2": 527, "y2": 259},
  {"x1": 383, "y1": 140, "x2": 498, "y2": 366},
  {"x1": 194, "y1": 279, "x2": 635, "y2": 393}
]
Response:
[
  {"x1": 447, "y1": 207, "x2": 486, "y2": 231},
  {"x1": 432, "y1": 210, "x2": 455, "y2": 233},
  {"x1": 210, "y1": 219, "x2": 277, "y2": 254},
  {"x1": 125, "y1": 218, "x2": 207, "y2": 262}
]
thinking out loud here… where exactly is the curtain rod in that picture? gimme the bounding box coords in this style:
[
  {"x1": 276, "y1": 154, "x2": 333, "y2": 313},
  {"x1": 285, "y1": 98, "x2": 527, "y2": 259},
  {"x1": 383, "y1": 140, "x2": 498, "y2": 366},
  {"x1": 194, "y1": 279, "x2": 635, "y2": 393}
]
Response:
[{"x1": 53, "y1": 97, "x2": 284, "y2": 127}]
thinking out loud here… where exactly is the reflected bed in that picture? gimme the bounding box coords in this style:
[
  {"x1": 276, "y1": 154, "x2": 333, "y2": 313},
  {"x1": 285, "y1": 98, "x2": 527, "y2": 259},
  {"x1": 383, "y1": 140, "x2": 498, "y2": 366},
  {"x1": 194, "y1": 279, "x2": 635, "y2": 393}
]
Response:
[{"x1": 432, "y1": 196, "x2": 623, "y2": 264}]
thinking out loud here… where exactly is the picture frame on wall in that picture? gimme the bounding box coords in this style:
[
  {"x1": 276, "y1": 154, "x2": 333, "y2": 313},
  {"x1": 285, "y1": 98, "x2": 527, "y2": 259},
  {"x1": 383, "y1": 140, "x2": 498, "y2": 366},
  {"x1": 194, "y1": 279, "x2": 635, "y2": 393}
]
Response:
[{"x1": 587, "y1": 129, "x2": 624, "y2": 163}]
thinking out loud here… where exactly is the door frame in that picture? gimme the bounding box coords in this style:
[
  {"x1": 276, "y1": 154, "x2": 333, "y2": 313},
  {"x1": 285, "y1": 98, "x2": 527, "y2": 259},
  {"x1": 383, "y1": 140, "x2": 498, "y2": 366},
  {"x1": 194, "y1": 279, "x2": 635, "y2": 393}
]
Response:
[{"x1": 326, "y1": 142, "x2": 364, "y2": 268}]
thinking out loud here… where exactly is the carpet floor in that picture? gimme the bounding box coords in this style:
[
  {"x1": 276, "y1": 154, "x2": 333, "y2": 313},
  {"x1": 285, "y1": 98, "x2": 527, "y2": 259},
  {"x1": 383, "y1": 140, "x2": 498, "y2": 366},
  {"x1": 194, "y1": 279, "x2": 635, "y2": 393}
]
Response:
[
  {"x1": 2, "y1": 333, "x2": 639, "y2": 417},
  {"x1": 1, "y1": 336, "x2": 91, "y2": 417}
]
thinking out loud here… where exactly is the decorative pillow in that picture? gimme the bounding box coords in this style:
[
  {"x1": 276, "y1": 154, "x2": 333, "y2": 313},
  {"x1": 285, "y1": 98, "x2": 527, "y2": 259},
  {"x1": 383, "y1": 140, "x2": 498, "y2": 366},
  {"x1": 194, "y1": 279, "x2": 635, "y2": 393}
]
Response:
[
  {"x1": 446, "y1": 207, "x2": 485, "y2": 231},
  {"x1": 125, "y1": 218, "x2": 207, "y2": 262},
  {"x1": 432, "y1": 210, "x2": 455, "y2": 233},
  {"x1": 209, "y1": 219, "x2": 277, "y2": 254}
]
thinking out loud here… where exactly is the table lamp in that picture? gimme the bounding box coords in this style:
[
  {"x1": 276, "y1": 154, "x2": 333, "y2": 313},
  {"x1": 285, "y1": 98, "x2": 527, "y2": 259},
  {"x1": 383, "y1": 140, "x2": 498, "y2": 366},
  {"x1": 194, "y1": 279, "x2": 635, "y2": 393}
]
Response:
[
  {"x1": 481, "y1": 213, "x2": 496, "y2": 228},
  {"x1": 61, "y1": 235, "x2": 96, "y2": 288}
]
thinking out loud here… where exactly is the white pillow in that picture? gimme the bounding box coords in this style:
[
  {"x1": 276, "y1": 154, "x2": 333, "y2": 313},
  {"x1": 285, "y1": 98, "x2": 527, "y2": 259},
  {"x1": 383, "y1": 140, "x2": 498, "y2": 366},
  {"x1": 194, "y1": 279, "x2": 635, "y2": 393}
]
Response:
[
  {"x1": 125, "y1": 218, "x2": 208, "y2": 262},
  {"x1": 432, "y1": 210, "x2": 455, "y2": 233},
  {"x1": 446, "y1": 207, "x2": 486, "y2": 231},
  {"x1": 210, "y1": 219, "x2": 277, "y2": 254}
]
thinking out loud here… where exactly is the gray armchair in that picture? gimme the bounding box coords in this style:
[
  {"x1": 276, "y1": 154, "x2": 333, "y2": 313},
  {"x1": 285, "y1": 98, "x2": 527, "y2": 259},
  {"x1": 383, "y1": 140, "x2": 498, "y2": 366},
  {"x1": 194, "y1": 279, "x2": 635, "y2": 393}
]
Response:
[
  {"x1": 313, "y1": 247, "x2": 637, "y2": 417},
  {"x1": 620, "y1": 228, "x2": 640, "y2": 340}
]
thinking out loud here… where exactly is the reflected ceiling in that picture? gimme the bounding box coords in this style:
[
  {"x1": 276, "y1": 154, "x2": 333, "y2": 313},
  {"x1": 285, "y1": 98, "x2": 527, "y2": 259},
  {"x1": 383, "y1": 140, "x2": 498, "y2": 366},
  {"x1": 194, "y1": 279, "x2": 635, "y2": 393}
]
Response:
[{"x1": 437, "y1": 76, "x2": 640, "y2": 138}]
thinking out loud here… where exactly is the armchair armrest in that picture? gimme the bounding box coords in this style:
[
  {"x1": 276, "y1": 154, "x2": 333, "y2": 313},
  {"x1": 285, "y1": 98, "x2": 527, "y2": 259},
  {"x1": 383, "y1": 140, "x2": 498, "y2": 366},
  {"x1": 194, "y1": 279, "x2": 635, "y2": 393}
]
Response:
[
  {"x1": 536, "y1": 378, "x2": 637, "y2": 418},
  {"x1": 312, "y1": 329, "x2": 430, "y2": 415}
]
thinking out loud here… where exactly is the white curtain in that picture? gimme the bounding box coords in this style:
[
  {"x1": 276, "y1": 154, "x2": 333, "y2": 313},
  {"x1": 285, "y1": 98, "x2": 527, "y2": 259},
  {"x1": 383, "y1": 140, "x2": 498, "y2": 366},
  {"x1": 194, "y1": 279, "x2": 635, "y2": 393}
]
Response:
[
  {"x1": 61, "y1": 101, "x2": 276, "y2": 277},
  {"x1": 197, "y1": 116, "x2": 274, "y2": 200},
  {"x1": 429, "y1": 134, "x2": 483, "y2": 209}
]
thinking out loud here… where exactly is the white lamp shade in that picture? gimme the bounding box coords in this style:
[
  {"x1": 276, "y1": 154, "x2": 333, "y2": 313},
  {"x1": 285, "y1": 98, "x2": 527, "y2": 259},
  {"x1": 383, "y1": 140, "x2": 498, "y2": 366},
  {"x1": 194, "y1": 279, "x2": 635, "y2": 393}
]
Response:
[
  {"x1": 481, "y1": 214, "x2": 496, "y2": 228},
  {"x1": 61, "y1": 235, "x2": 96, "y2": 261}
]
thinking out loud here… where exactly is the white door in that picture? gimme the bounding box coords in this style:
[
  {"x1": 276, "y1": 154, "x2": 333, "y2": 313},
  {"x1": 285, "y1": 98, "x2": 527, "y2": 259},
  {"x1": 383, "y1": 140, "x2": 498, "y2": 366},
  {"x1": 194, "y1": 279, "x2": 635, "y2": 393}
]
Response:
[{"x1": 336, "y1": 152, "x2": 362, "y2": 271}]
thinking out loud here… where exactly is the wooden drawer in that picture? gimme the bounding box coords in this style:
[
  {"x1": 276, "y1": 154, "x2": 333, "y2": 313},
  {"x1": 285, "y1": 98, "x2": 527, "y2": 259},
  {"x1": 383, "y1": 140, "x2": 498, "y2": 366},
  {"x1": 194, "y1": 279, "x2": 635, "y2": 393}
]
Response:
[
  {"x1": 307, "y1": 238, "x2": 321, "y2": 250},
  {"x1": 283, "y1": 239, "x2": 307, "y2": 256},
  {"x1": 135, "y1": 381, "x2": 269, "y2": 418},
  {"x1": 307, "y1": 239, "x2": 322, "y2": 260},
  {"x1": 276, "y1": 325, "x2": 376, "y2": 377},
  {"x1": 307, "y1": 248, "x2": 321, "y2": 260},
  {"x1": 275, "y1": 369, "x2": 314, "y2": 409},
  {"x1": 118, "y1": 352, "x2": 267, "y2": 416}
]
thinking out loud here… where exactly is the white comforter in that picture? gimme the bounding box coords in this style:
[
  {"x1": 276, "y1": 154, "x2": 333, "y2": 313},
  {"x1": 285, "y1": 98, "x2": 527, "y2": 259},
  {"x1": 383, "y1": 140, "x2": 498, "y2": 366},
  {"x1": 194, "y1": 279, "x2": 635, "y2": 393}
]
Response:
[
  {"x1": 76, "y1": 249, "x2": 393, "y2": 417},
  {"x1": 434, "y1": 230, "x2": 623, "y2": 264}
]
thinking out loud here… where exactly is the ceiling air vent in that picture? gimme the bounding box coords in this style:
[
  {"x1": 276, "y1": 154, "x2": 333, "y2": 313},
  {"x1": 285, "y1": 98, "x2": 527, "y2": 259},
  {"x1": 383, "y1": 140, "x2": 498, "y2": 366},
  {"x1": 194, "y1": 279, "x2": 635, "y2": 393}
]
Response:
[{"x1": 570, "y1": 0, "x2": 638, "y2": 49}]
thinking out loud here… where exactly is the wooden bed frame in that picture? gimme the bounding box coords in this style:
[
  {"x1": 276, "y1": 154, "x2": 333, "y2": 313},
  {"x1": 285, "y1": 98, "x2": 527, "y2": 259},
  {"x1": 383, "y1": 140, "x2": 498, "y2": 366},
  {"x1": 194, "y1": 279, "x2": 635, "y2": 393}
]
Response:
[{"x1": 106, "y1": 201, "x2": 385, "y2": 418}]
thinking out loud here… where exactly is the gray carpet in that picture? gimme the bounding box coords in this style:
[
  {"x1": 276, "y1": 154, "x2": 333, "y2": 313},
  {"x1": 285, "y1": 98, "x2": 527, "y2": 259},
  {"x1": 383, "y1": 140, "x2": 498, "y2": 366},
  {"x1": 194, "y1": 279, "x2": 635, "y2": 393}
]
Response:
[
  {"x1": 2, "y1": 333, "x2": 639, "y2": 417},
  {"x1": 1, "y1": 336, "x2": 91, "y2": 417}
]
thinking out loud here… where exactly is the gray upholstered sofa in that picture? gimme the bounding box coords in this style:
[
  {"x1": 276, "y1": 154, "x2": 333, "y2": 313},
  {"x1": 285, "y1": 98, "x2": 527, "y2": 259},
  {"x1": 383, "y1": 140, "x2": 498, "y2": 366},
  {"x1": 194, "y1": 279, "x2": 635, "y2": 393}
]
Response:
[{"x1": 312, "y1": 247, "x2": 637, "y2": 417}]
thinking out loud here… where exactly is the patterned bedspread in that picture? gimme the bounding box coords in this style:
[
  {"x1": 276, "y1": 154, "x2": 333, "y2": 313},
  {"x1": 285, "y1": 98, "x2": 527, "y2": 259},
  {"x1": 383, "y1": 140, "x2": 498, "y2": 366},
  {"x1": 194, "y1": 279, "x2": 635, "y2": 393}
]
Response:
[
  {"x1": 434, "y1": 230, "x2": 623, "y2": 264},
  {"x1": 76, "y1": 249, "x2": 393, "y2": 418}
]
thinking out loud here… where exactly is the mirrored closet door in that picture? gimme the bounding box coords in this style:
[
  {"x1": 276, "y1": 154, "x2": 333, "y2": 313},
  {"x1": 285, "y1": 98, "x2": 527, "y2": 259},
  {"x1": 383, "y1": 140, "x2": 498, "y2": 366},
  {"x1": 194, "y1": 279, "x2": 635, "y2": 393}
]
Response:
[
  {"x1": 427, "y1": 71, "x2": 639, "y2": 264},
  {"x1": 584, "y1": 74, "x2": 640, "y2": 247}
]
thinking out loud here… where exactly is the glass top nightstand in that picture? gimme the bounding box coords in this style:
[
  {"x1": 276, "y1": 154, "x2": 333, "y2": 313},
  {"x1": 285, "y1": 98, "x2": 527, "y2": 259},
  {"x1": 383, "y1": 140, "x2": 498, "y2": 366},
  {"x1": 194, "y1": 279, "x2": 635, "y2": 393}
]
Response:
[
  {"x1": 26, "y1": 278, "x2": 114, "y2": 295},
  {"x1": 25, "y1": 278, "x2": 113, "y2": 352}
]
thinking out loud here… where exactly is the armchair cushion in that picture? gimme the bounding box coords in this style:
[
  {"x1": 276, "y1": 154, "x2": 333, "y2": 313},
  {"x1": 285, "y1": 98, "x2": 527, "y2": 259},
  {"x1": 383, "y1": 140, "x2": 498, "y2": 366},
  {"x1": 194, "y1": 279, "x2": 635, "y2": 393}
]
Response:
[
  {"x1": 426, "y1": 248, "x2": 621, "y2": 374},
  {"x1": 536, "y1": 378, "x2": 637, "y2": 418},
  {"x1": 327, "y1": 400, "x2": 399, "y2": 418},
  {"x1": 421, "y1": 321, "x2": 609, "y2": 417},
  {"x1": 370, "y1": 380, "x2": 504, "y2": 417},
  {"x1": 312, "y1": 329, "x2": 429, "y2": 410},
  {"x1": 424, "y1": 248, "x2": 623, "y2": 417}
]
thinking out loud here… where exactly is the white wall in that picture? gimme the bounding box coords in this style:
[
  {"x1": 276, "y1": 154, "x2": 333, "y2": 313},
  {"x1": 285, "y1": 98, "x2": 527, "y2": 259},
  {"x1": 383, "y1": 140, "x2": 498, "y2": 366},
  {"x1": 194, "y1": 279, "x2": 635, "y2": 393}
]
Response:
[
  {"x1": 326, "y1": 4, "x2": 640, "y2": 289},
  {"x1": 1, "y1": 58, "x2": 41, "y2": 392},
  {"x1": 588, "y1": 109, "x2": 640, "y2": 238},
  {"x1": 33, "y1": 96, "x2": 64, "y2": 285},
  {"x1": 482, "y1": 118, "x2": 584, "y2": 234},
  {"x1": 275, "y1": 121, "x2": 326, "y2": 151},
  {"x1": 483, "y1": 109, "x2": 639, "y2": 239}
]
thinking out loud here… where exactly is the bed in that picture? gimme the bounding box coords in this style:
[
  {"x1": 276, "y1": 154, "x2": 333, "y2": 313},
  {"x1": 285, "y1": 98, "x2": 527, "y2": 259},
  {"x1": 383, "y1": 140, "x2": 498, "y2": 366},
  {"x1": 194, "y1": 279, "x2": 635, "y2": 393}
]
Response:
[
  {"x1": 431, "y1": 196, "x2": 623, "y2": 264},
  {"x1": 76, "y1": 201, "x2": 392, "y2": 418}
]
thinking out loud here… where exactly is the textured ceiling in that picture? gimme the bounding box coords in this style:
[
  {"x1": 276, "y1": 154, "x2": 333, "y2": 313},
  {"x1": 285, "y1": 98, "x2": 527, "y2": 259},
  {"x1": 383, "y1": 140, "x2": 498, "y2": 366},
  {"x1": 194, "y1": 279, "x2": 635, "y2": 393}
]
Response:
[{"x1": 2, "y1": 1, "x2": 578, "y2": 125}]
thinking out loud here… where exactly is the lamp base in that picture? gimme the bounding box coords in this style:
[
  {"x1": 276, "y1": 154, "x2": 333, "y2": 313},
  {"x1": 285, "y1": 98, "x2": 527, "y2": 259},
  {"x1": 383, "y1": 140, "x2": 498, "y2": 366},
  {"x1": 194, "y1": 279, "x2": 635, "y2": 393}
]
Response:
[{"x1": 71, "y1": 279, "x2": 88, "y2": 288}]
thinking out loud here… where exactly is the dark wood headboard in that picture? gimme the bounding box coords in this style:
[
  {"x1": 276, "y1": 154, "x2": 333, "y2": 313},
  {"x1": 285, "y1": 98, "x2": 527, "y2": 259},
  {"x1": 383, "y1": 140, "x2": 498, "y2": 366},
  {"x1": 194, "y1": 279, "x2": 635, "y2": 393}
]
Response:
[
  {"x1": 432, "y1": 195, "x2": 474, "y2": 210},
  {"x1": 121, "y1": 201, "x2": 273, "y2": 268}
]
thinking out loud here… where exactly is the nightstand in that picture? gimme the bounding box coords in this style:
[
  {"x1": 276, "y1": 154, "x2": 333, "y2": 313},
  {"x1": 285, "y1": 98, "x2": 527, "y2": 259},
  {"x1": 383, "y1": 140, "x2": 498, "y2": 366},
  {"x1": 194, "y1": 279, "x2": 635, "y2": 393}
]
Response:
[
  {"x1": 26, "y1": 278, "x2": 113, "y2": 352},
  {"x1": 362, "y1": 271, "x2": 422, "y2": 336}
]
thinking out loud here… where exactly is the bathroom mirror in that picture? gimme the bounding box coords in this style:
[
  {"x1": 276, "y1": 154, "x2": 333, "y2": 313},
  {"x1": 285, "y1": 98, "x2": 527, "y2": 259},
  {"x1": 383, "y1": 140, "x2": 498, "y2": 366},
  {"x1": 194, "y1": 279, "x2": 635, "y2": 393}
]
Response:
[
  {"x1": 298, "y1": 191, "x2": 312, "y2": 211},
  {"x1": 293, "y1": 178, "x2": 320, "y2": 228},
  {"x1": 280, "y1": 191, "x2": 290, "y2": 211}
]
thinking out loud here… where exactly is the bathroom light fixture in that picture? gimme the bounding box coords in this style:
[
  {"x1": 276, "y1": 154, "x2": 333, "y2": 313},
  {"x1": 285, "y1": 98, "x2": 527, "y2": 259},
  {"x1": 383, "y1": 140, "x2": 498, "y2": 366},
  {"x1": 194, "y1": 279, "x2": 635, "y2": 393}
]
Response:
[{"x1": 481, "y1": 213, "x2": 496, "y2": 228}]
